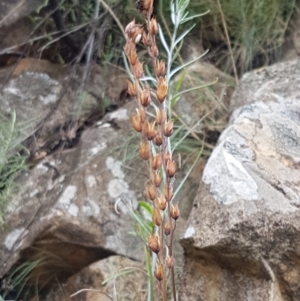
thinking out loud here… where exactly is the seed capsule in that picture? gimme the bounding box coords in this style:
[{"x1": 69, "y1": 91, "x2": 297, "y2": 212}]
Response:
[
  {"x1": 166, "y1": 256, "x2": 174, "y2": 269},
  {"x1": 156, "y1": 76, "x2": 168, "y2": 103},
  {"x1": 144, "y1": 120, "x2": 156, "y2": 140},
  {"x1": 155, "y1": 108, "x2": 166, "y2": 125},
  {"x1": 152, "y1": 207, "x2": 162, "y2": 226},
  {"x1": 153, "y1": 171, "x2": 162, "y2": 187},
  {"x1": 150, "y1": 45, "x2": 159, "y2": 57},
  {"x1": 134, "y1": 61, "x2": 144, "y2": 78},
  {"x1": 156, "y1": 60, "x2": 166, "y2": 77},
  {"x1": 140, "y1": 88, "x2": 151, "y2": 107},
  {"x1": 163, "y1": 120, "x2": 174, "y2": 137},
  {"x1": 131, "y1": 113, "x2": 142, "y2": 132},
  {"x1": 164, "y1": 185, "x2": 173, "y2": 202},
  {"x1": 127, "y1": 81, "x2": 137, "y2": 97},
  {"x1": 154, "y1": 264, "x2": 164, "y2": 281},
  {"x1": 148, "y1": 234, "x2": 160, "y2": 253},
  {"x1": 138, "y1": 141, "x2": 150, "y2": 160},
  {"x1": 170, "y1": 204, "x2": 180, "y2": 220},
  {"x1": 154, "y1": 131, "x2": 163, "y2": 146},
  {"x1": 164, "y1": 221, "x2": 172, "y2": 235},
  {"x1": 149, "y1": 16, "x2": 158, "y2": 35},
  {"x1": 158, "y1": 195, "x2": 167, "y2": 210},
  {"x1": 152, "y1": 154, "x2": 162, "y2": 170},
  {"x1": 145, "y1": 183, "x2": 156, "y2": 200},
  {"x1": 166, "y1": 159, "x2": 176, "y2": 177}
]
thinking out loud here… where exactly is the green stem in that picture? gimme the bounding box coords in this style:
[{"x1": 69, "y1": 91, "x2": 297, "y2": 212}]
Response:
[{"x1": 146, "y1": 246, "x2": 154, "y2": 301}]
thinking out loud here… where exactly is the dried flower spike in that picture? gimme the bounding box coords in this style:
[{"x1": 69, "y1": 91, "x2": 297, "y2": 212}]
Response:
[
  {"x1": 156, "y1": 76, "x2": 168, "y2": 103},
  {"x1": 148, "y1": 234, "x2": 160, "y2": 253},
  {"x1": 139, "y1": 141, "x2": 150, "y2": 160}
]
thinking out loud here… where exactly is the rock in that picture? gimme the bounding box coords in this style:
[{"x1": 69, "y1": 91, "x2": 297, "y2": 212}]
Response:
[
  {"x1": 54, "y1": 255, "x2": 147, "y2": 301},
  {"x1": 0, "y1": 103, "x2": 144, "y2": 279},
  {"x1": 229, "y1": 58, "x2": 300, "y2": 111},
  {"x1": 0, "y1": 0, "x2": 44, "y2": 28},
  {"x1": 0, "y1": 60, "x2": 142, "y2": 286},
  {"x1": 180, "y1": 58, "x2": 300, "y2": 300}
]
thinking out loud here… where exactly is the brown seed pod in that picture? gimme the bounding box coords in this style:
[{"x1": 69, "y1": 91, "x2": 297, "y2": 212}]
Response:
[
  {"x1": 157, "y1": 195, "x2": 167, "y2": 210},
  {"x1": 152, "y1": 207, "x2": 162, "y2": 226},
  {"x1": 164, "y1": 220, "x2": 172, "y2": 235},
  {"x1": 154, "y1": 263, "x2": 164, "y2": 281},
  {"x1": 138, "y1": 141, "x2": 150, "y2": 160},
  {"x1": 166, "y1": 256, "x2": 174, "y2": 269},
  {"x1": 131, "y1": 113, "x2": 142, "y2": 132},
  {"x1": 154, "y1": 131, "x2": 163, "y2": 146},
  {"x1": 144, "y1": 120, "x2": 157, "y2": 140},
  {"x1": 148, "y1": 234, "x2": 160, "y2": 253},
  {"x1": 163, "y1": 120, "x2": 174, "y2": 137},
  {"x1": 153, "y1": 170, "x2": 162, "y2": 187},
  {"x1": 152, "y1": 154, "x2": 162, "y2": 170},
  {"x1": 164, "y1": 185, "x2": 173, "y2": 202},
  {"x1": 170, "y1": 204, "x2": 180, "y2": 220},
  {"x1": 136, "y1": 0, "x2": 153, "y2": 15},
  {"x1": 145, "y1": 183, "x2": 156, "y2": 200},
  {"x1": 156, "y1": 76, "x2": 168, "y2": 103},
  {"x1": 166, "y1": 159, "x2": 176, "y2": 177}
]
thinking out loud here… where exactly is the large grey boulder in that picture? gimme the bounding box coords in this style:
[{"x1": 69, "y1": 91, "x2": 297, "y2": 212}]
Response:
[
  {"x1": 180, "y1": 58, "x2": 300, "y2": 301},
  {"x1": 0, "y1": 60, "x2": 141, "y2": 282}
]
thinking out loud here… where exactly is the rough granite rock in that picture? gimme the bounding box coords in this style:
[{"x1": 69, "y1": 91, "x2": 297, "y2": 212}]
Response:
[
  {"x1": 57, "y1": 255, "x2": 147, "y2": 301},
  {"x1": 0, "y1": 105, "x2": 144, "y2": 278},
  {"x1": 180, "y1": 58, "x2": 300, "y2": 301}
]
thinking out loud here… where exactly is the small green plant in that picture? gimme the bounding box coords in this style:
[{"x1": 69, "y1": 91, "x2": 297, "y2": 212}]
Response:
[
  {"x1": 196, "y1": 0, "x2": 295, "y2": 74},
  {"x1": 0, "y1": 260, "x2": 42, "y2": 300},
  {"x1": 0, "y1": 111, "x2": 29, "y2": 224},
  {"x1": 123, "y1": 0, "x2": 208, "y2": 300}
]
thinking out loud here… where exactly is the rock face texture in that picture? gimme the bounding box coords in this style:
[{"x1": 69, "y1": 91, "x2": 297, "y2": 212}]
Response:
[
  {"x1": 180, "y1": 58, "x2": 300, "y2": 301},
  {"x1": 60, "y1": 256, "x2": 147, "y2": 301},
  {"x1": 0, "y1": 0, "x2": 43, "y2": 28}
]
